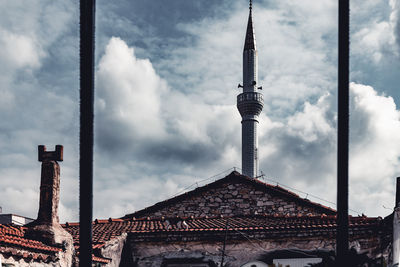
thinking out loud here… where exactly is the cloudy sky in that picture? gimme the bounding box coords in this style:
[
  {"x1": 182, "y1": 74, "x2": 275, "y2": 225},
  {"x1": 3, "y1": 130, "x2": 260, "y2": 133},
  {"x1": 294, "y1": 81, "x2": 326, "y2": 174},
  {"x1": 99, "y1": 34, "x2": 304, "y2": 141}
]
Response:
[{"x1": 1, "y1": 0, "x2": 399, "y2": 222}]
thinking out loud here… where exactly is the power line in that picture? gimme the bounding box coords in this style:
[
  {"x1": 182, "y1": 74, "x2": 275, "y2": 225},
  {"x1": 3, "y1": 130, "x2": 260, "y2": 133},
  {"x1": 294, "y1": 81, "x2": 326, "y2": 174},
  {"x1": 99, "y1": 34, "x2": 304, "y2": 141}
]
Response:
[
  {"x1": 169, "y1": 167, "x2": 364, "y2": 215},
  {"x1": 259, "y1": 173, "x2": 363, "y2": 215},
  {"x1": 169, "y1": 167, "x2": 241, "y2": 198}
]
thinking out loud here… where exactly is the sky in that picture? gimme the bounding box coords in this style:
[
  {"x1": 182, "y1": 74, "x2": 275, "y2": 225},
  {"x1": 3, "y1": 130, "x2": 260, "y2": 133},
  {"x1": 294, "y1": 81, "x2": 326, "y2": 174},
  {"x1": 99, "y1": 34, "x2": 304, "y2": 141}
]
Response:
[{"x1": 0, "y1": 0, "x2": 399, "y2": 222}]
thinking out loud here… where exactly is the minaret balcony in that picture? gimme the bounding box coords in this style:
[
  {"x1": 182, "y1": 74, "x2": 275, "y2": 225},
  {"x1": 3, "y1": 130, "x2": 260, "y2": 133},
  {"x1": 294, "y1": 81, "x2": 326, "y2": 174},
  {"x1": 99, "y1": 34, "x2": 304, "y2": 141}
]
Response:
[{"x1": 237, "y1": 92, "x2": 264, "y2": 117}]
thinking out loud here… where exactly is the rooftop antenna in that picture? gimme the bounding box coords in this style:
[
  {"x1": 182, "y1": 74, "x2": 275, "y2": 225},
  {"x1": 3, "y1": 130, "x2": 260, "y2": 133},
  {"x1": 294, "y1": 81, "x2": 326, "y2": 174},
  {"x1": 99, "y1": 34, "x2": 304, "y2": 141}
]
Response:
[{"x1": 249, "y1": 0, "x2": 252, "y2": 11}]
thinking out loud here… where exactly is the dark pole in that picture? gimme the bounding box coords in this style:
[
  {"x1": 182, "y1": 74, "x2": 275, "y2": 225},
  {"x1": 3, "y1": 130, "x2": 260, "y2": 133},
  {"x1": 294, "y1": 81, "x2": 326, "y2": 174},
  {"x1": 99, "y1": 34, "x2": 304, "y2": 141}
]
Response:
[
  {"x1": 79, "y1": 0, "x2": 96, "y2": 266},
  {"x1": 220, "y1": 219, "x2": 229, "y2": 267},
  {"x1": 396, "y1": 177, "x2": 400, "y2": 207},
  {"x1": 337, "y1": 0, "x2": 349, "y2": 264}
]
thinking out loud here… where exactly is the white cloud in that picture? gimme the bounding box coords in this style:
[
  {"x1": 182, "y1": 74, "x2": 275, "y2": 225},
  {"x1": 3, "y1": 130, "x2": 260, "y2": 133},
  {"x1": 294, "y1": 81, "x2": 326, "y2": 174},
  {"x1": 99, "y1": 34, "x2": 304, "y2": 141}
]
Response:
[
  {"x1": 256, "y1": 83, "x2": 400, "y2": 217},
  {"x1": 354, "y1": 21, "x2": 396, "y2": 62},
  {"x1": 96, "y1": 37, "x2": 241, "y2": 159},
  {"x1": 287, "y1": 95, "x2": 334, "y2": 142},
  {"x1": 258, "y1": 94, "x2": 337, "y2": 209},
  {"x1": 96, "y1": 37, "x2": 167, "y2": 142},
  {"x1": 0, "y1": 0, "x2": 75, "y2": 110},
  {"x1": 349, "y1": 82, "x2": 400, "y2": 212},
  {"x1": 353, "y1": 0, "x2": 400, "y2": 62},
  {"x1": 0, "y1": 29, "x2": 43, "y2": 108},
  {"x1": 0, "y1": 29, "x2": 43, "y2": 70}
]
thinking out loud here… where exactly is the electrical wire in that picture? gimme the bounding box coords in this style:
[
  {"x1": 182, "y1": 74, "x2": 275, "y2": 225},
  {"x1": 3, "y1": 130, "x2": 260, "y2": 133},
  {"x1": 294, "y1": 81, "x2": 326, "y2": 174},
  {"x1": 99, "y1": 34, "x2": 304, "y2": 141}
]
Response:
[
  {"x1": 168, "y1": 167, "x2": 364, "y2": 216},
  {"x1": 259, "y1": 173, "x2": 363, "y2": 215},
  {"x1": 169, "y1": 167, "x2": 241, "y2": 198}
]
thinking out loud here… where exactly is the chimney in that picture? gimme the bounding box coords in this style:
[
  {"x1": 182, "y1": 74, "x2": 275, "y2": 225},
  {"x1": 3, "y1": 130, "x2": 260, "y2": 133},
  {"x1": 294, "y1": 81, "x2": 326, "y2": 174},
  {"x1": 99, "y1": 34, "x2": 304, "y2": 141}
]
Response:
[{"x1": 26, "y1": 145, "x2": 73, "y2": 250}]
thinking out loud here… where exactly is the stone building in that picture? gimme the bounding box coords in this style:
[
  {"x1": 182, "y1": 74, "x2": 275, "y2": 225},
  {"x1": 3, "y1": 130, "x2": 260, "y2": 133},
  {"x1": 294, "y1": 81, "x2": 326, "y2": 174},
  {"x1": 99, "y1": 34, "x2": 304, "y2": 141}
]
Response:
[{"x1": 0, "y1": 149, "x2": 394, "y2": 266}]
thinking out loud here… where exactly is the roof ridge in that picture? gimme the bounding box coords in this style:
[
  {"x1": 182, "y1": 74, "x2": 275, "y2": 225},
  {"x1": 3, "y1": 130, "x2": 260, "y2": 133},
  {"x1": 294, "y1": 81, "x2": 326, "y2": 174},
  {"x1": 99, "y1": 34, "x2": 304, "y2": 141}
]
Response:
[
  {"x1": 122, "y1": 171, "x2": 336, "y2": 219},
  {"x1": 62, "y1": 213, "x2": 381, "y2": 224}
]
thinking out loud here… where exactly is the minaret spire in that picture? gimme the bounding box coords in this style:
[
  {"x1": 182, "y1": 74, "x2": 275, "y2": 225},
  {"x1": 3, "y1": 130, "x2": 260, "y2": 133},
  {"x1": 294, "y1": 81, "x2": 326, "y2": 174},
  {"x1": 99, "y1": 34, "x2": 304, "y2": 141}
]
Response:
[
  {"x1": 244, "y1": 0, "x2": 256, "y2": 51},
  {"x1": 237, "y1": 0, "x2": 263, "y2": 178}
]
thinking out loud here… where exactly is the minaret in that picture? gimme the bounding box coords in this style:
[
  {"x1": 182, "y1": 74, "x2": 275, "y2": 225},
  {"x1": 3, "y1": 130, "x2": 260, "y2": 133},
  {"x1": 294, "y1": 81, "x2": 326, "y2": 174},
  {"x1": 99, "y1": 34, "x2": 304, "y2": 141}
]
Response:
[{"x1": 237, "y1": 0, "x2": 263, "y2": 178}]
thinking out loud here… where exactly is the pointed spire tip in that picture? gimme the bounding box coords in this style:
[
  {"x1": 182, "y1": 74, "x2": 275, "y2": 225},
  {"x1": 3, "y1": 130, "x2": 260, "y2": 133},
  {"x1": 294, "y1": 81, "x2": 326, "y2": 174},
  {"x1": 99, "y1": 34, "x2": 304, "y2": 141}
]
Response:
[{"x1": 244, "y1": 0, "x2": 256, "y2": 51}]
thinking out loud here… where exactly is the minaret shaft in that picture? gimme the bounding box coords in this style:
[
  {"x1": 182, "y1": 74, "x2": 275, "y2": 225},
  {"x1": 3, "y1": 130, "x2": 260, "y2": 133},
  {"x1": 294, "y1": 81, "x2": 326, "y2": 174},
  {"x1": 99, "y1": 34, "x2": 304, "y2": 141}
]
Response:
[
  {"x1": 237, "y1": 2, "x2": 263, "y2": 178},
  {"x1": 243, "y1": 50, "x2": 258, "y2": 92},
  {"x1": 242, "y1": 118, "x2": 259, "y2": 177}
]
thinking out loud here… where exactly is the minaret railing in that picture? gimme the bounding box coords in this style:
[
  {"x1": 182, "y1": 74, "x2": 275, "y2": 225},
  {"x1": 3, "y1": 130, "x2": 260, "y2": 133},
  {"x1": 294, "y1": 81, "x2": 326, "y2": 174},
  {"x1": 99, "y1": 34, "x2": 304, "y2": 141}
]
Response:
[{"x1": 237, "y1": 92, "x2": 263, "y2": 103}]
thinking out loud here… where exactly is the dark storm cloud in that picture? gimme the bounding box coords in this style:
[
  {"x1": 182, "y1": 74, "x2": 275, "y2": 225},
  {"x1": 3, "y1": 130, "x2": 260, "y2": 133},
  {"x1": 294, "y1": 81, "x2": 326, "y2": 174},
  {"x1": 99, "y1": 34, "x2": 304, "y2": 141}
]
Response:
[
  {"x1": 98, "y1": 0, "x2": 235, "y2": 38},
  {"x1": 95, "y1": 0, "x2": 235, "y2": 65}
]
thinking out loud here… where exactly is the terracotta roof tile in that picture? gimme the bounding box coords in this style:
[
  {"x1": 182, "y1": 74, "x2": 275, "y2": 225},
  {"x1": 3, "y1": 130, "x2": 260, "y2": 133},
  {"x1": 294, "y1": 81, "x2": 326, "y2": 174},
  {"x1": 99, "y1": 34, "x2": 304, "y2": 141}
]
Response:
[
  {"x1": 93, "y1": 255, "x2": 111, "y2": 263},
  {"x1": 0, "y1": 224, "x2": 109, "y2": 264},
  {"x1": 63, "y1": 214, "x2": 381, "y2": 246},
  {"x1": 0, "y1": 224, "x2": 61, "y2": 253}
]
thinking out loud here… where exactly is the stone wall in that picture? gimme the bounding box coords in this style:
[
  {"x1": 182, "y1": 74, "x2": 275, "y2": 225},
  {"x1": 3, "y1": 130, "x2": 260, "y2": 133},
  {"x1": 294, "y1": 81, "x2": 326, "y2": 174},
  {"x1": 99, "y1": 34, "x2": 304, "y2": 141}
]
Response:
[
  {"x1": 142, "y1": 181, "x2": 330, "y2": 218},
  {"x1": 101, "y1": 233, "x2": 128, "y2": 267}
]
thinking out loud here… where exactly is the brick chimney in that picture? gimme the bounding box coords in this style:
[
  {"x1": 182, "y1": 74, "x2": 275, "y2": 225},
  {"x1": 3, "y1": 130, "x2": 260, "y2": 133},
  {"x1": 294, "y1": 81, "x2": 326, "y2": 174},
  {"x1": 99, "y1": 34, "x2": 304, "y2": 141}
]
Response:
[{"x1": 26, "y1": 145, "x2": 73, "y2": 250}]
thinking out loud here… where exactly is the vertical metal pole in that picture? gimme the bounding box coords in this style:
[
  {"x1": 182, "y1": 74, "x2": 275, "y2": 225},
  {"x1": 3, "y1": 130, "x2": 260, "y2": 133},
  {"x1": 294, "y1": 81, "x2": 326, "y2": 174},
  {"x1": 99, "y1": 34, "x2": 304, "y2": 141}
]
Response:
[
  {"x1": 396, "y1": 177, "x2": 400, "y2": 207},
  {"x1": 337, "y1": 0, "x2": 349, "y2": 264},
  {"x1": 79, "y1": 0, "x2": 95, "y2": 266},
  {"x1": 220, "y1": 219, "x2": 229, "y2": 267}
]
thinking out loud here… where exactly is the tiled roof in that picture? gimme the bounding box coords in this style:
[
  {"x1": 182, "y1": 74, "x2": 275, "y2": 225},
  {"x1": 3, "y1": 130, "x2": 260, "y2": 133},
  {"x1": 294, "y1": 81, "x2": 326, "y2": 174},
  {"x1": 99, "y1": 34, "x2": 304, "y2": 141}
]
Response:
[
  {"x1": 122, "y1": 171, "x2": 336, "y2": 219},
  {"x1": 0, "y1": 224, "x2": 110, "y2": 264},
  {"x1": 74, "y1": 250, "x2": 111, "y2": 264},
  {"x1": 0, "y1": 224, "x2": 60, "y2": 262},
  {"x1": 64, "y1": 214, "x2": 382, "y2": 245},
  {"x1": 0, "y1": 247, "x2": 56, "y2": 263},
  {"x1": 0, "y1": 224, "x2": 60, "y2": 253},
  {"x1": 64, "y1": 219, "x2": 128, "y2": 249},
  {"x1": 93, "y1": 255, "x2": 111, "y2": 263}
]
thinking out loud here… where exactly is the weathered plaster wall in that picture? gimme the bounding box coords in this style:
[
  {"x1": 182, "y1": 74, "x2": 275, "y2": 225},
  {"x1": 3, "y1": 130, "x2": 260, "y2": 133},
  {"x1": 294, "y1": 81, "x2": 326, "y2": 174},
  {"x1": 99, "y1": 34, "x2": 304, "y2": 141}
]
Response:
[
  {"x1": 129, "y1": 236, "x2": 384, "y2": 267},
  {"x1": 101, "y1": 233, "x2": 127, "y2": 267},
  {"x1": 142, "y1": 182, "x2": 330, "y2": 218}
]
